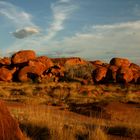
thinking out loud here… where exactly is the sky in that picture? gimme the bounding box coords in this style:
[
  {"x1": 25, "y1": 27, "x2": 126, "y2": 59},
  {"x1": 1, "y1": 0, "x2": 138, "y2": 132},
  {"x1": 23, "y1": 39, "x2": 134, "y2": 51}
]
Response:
[{"x1": 0, "y1": 0, "x2": 140, "y2": 64}]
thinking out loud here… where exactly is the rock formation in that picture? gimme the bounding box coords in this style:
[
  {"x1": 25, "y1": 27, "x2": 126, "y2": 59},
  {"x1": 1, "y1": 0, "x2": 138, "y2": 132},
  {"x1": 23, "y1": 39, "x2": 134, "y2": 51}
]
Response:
[
  {"x1": 0, "y1": 57, "x2": 11, "y2": 66},
  {"x1": 116, "y1": 67, "x2": 133, "y2": 83},
  {"x1": 93, "y1": 67, "x2": 108, "y2": 83},
  {"x1": 11, "y1": 50, "x2": 36, "y2": 65},
  {"x1": 0, "y1": 67, "x2": 16, "y2": 82},
  {"x1": 110, "y1": 58, "x2": 130, "y2": 67},
  {"x1": 0, "y1": 50, "x2": 138, "y2": 84}
]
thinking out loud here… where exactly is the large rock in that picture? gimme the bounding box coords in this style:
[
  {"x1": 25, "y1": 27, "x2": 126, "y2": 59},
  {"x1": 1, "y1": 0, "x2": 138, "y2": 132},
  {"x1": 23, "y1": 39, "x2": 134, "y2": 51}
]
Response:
[
  {"x1": 12, "y1": 50, "x2": 36, "y2": 65},
  {"x1": 0, "y1": 67, "x2": 16, "y2": 82},
  {"x1": 116, "y1": 67, "x2": 133, "y2": 83},
  {"x1": 17, "y1": 56, "x2": 54, "y2": 82},
  {"x1": 18, "y1": 64, "x2": 45, "y2": 82},
  {"x1": 110, "y1": 58, "x2": 131, "y2": 67},
  {"x1": 29, "y1": 56, "x2": 53, "y2": 70},
  {"x1": 0, "y1": 101, "x2": 24, "y2": 140},
  {"x1": 0, "y1": 57, "x2": 11, "y2": 66},
  {"x1": 93, "y1": 67, "x2": 108, "y2": 83}
]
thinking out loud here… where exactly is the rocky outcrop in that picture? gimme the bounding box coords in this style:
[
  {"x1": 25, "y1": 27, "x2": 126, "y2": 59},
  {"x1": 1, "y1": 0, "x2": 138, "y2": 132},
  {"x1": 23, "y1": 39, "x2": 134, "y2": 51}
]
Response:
[
  {"x1": 116, "y1": 67, "x2": 133, "y2": 83},
  {"x1": 0, "y1": 67, "x2": 16, "y2": 82},
  {"x1": 18, "y1": 65, "x2": 45, "y2": 82},
  {"x1": 11, "y1": 50, "x2": 36, "y2": 65},
  {"x1": 17, "y1": 56, "x2": 54, "y2": 82},
  {"x1": 0, "y1": 50, "x2": 139, "y2": 84},
  {"x1": 0, "y1": 101, "x2": 25, "y2": 140},
  {"x1": 93, "y1": 67, "x2": 108, "y2": 83},
  {"x1": 0, "y1": 57, "x2": 11, "y2": 66},
  {"x1": 41, "y1": 65, "x2": 65, "y2": 82},
  {"x1": 110, "y1": 58, "x2": 130, "y2": 67},
  {"x1": 29, "y1": 56, "x2": 53, "y2": 70}
]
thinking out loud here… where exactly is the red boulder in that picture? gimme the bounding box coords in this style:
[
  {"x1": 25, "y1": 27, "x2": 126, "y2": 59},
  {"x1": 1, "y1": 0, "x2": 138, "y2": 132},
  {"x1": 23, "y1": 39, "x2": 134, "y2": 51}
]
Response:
[
  {"x1": 93, "y1": 67, "x2": 108, "y2": 83},
  {"x1": 29, "y1": 56, "x2": 53, "y2": 70},
  {"x1": 116, "y1": 67, "x2": 133, "y2": 83},
  {"x1": 0, "y1": 57, "x2": 11, "y2": 66},
  {"x1": 0, "y1": 67, "x2": 16, "y2": 82},
  {"x1": 12, "y1": 50, "x2": 36, "y2": 65},
  {"x1": 18, "y1": 64, "x2": 45, "y2": 82},
  {"x1": 110, "y1": 58, "x2": 130, "y2": 67}
]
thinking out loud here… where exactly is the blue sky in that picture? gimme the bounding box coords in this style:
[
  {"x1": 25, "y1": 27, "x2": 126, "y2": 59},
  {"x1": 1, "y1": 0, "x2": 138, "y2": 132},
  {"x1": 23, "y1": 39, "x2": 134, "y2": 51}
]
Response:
[{"x1": 0, "y1": 0, "x2": 140, "y2": 64}]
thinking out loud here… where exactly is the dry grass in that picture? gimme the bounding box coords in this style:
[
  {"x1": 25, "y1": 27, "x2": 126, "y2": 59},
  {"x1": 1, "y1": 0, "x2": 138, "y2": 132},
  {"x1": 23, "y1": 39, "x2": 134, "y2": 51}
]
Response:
[
  {"x1": 0, "y1": 82, "x2": 140, "y2": 139},
  {"x1": 7, "y1": 101, "x2": 140, "y2": 140}
]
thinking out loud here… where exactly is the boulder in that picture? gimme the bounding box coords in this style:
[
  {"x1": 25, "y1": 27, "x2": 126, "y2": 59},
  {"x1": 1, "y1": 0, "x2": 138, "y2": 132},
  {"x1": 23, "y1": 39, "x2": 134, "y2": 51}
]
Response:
[
  {"x1": 29, "y1": 56, "x2": 53, "y2": 70},
  {"x1": 0, "y1": 101, "x2": 25, "y2": 140},
  {"x1": 12, "y1": 50, "x2": 36, "y2": 65},
  {"x1": 93, "y1": 67, "x2": 108, "y2": 83},
  {"x1": 110, "y1": 58, "x2": 131, "y2": 67},
  {"x1": 0, "y1": 57, "x2": 11, "y2": 66},
  {"x1": 18, "y1": 64, "x2": 45, "y2": 82},
  {"x1": 116, "y1": 67, "x2": 133, "y2": 83},
  {"x1": 0, "y1": 67, "x2": 16, "y2": 82}
]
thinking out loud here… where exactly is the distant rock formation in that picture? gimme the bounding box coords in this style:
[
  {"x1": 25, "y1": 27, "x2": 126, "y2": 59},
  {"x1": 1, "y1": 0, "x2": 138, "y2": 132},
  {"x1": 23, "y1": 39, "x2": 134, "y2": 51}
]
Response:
[{"x1": 0, "y1": 50, "x2": 139, "y2": 84}]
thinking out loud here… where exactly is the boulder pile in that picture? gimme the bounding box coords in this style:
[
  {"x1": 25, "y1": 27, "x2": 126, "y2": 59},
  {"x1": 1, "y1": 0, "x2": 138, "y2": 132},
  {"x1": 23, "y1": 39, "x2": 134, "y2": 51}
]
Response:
[{"x1": 0, "y1": 50, "x2": 139, "y2": 84}]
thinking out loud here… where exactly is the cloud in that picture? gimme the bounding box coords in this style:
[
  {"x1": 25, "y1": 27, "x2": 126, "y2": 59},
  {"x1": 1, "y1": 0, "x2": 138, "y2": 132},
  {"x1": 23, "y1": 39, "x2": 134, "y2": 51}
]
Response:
[
  {"x1": 92, "y1": 20, "x2": 140, "y2": 30},
  {"x1": 7, "y1": 20, "x2": 140, "y2": 64},
  {"x1": 43, "y1": 20, "x2": 140, "y2": 63},
  {"x1": 45, "y1": 0, "x2": 77, "y2": 40},
  {"x1": 133, "y1": 4, "x2": 140, "y2": 16},
  {"x1": 0, "y1": 1, "x2": 34, "y2": 28},
  {"x1": 59, "y1": 0, "x2": 70, "y2": 3},
  {"x1": 12, "y1": 27, "x2": 39, "y2": 39}
]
